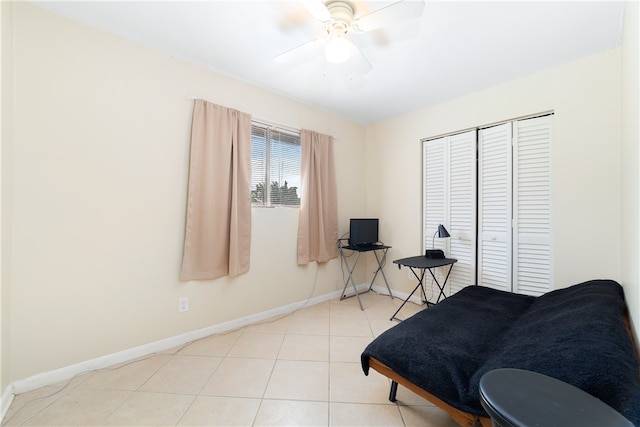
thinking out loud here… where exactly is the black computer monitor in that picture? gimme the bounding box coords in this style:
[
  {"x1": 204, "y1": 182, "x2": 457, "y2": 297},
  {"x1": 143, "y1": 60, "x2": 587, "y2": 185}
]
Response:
[{"x1": 349, "y1": 218, "x2": 379, "y2": 246}]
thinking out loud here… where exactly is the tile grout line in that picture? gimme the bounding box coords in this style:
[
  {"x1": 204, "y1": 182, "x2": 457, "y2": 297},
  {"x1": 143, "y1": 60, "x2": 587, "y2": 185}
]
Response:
[{"x1": 5, "y1": 294, "x2": 443, "y2": 427}]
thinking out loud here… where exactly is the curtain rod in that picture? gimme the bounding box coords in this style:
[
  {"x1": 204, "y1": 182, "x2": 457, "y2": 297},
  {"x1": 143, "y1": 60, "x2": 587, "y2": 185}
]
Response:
[
  {"x1": 252, "y1": 118, "x2": 301, "y2": 135},
  {"x1": 188, "y1": 96, "x2": 301, "y2": 135}
]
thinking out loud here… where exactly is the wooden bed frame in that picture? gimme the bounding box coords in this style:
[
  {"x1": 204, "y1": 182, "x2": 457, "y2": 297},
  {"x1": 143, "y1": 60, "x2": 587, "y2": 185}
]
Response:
[{"x1": 368, "y1": 358, "x2": 491, "y2": 427}]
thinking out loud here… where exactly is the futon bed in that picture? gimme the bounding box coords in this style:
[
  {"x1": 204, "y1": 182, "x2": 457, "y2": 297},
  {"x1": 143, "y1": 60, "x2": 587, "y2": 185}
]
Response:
[{"x1": 361, "y1": 280, "x2": 640, "y2": 426}]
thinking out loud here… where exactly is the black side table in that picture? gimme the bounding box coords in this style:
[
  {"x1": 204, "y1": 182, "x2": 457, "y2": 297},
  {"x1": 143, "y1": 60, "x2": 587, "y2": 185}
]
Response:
[
  {"x1": 390, "y1": 255, "x2": 457, "y2": 321},
  {"x1": 479, "y1": 368, "x2": 633, "y2": 427}
]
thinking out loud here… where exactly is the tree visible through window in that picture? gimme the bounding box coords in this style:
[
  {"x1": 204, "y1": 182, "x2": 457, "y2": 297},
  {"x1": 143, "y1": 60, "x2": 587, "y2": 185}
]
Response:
[{"x1": 251, "y1": 123, "x2": 301, "y2": 206}]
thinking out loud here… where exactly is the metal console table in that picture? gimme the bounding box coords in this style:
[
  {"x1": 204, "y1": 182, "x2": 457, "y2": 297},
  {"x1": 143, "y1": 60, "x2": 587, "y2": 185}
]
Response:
[
  {"x1": 338, "y1": 239, "x2": 393, "y2": 310},
  {"x1": 390, "y1": 255, "x2": 457, "y2": 321}
]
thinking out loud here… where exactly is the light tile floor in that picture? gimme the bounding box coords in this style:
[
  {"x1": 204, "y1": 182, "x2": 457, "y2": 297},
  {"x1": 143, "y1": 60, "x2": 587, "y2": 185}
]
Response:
[{"x1": 2, "y1": 291, "x2": 460, "y2": 427}]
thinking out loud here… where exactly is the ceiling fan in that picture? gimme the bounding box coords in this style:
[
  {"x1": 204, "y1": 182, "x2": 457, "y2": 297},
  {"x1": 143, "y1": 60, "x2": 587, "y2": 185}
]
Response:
[{"x1": 274, "y1": 0, "x2": 425, "y2": 74}]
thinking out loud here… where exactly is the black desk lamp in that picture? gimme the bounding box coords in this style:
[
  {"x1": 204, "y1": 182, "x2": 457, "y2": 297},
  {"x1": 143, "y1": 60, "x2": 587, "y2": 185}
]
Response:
[{"x1": 426, "y1": 224, "x2": 450, "y2": 258}]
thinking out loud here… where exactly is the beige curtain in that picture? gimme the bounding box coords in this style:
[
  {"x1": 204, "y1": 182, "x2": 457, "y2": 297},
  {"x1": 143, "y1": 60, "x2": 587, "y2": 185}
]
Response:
[
  {"x1": 180, "y1": 100, "x2": 252, "y2": 280},
  {"x1": 297, "y1": 129, "x2": 338, "y2": 265}
]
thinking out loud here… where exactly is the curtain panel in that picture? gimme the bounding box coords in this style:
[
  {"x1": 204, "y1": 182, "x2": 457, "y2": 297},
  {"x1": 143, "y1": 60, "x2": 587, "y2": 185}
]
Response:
[
  {"x1": 297, "y1": 129, "x2": 338, "y2": 265},
  {"x1": 180, "y1": 100, "x2": 252, "y2": 280}
]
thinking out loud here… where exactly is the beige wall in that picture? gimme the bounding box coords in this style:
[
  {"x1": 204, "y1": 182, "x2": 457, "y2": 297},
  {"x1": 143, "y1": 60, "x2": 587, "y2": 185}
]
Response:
[
  {"x1": 366, "y1": 50, "x2": 624, "y2": 299},
  {"x1": 1, "y1": 0, "x2": 15, "y2": 403},
  {"x1": 6, "y1": 2, "x2": 366, "y2": 383},
  {"x1": 621, "y1": 1, "x2": 640, "y2": 340}
]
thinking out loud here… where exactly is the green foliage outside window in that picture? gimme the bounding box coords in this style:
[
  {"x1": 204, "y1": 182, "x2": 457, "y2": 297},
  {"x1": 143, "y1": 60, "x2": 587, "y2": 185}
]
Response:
[{"x1": 251, "y1": 181, "x2": 300, "y2": 206}]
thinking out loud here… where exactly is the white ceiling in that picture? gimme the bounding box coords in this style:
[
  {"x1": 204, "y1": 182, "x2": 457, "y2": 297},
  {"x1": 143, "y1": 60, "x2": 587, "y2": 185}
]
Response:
[{"x1": 31, "y1": 1, "x2": 625, "y2": 125}]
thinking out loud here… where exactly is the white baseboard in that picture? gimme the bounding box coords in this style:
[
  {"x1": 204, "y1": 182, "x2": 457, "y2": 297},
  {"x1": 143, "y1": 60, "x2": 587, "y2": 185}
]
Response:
[
  {"x1": 338, "y1": 282, "x2": 373, "y2": 299},
  {"x1": 8, "y1": 288, "x2": 345, "y2": 397},
  {"x1": 371, "y1": 284, "x2": 426, "y2": 306},
  {"x1": 2, "y1": 282, "x2": 408, "y2": 424},
  {"x1": 1, "y1": 383, "x2": 15, "y2": 423},
  {"x1": 344, "y1": 282, "x2": 426, "y2": 307}
]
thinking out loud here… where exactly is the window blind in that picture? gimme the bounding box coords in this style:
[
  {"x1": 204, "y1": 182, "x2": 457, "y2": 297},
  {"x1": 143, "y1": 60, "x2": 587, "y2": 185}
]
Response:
[{"x1": 251, "y1": 123, "x2": 301, "y2": 206}]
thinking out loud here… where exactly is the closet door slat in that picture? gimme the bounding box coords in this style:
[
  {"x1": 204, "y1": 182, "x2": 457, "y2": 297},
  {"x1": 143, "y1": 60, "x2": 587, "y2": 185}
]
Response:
[
  {"x1": 478, "y1": 123, "x2": 512, "y2": 292},
  {"x1": 513, "y1": 115, "x2": 553, "y2": 296}
]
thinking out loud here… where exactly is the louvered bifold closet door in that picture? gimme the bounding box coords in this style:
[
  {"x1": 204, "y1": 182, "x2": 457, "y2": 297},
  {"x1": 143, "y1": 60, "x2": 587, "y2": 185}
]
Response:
[
  {"x1": 447, "y1": 131, "x2": 477, "y2": 293},
  {"x1": 513, "y1": 115, "x2": 553, "y2": 296},
  {"x1": 478, "y1": 123, "x2": 513, "y2": 292},
  {"x1": 423, "y1": 137, "x2": 446, "y2": 253},
  {"x1": 423, "y1": 131, "x2": 476, "y2": 295}
]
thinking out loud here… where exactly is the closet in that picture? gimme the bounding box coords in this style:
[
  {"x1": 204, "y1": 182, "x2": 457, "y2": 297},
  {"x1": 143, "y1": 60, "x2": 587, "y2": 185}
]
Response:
[{"x1": 423, "y1": 114, "x2": 553, "y2": 296}]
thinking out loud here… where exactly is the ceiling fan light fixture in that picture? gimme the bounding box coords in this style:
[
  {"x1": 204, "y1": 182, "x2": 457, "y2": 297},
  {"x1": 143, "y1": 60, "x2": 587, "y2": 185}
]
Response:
[{"x1": 324, "y1": 36, "x2": 351, "y2": 64}]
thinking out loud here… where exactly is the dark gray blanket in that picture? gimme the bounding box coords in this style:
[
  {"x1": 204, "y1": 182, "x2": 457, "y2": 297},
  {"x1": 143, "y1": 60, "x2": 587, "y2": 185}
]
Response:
[{"x1": 361, "y1": 280, "x2": 640, "y2": 424}]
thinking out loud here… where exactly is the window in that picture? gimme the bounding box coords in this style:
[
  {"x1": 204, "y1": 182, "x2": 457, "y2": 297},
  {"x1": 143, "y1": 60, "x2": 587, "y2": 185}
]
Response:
[{"x1": 251, "y1": 123, "x2": 301, "y2": 206}]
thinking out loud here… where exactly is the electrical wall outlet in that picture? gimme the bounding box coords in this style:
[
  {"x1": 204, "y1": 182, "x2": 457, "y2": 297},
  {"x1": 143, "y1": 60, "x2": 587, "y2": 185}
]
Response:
[{"x1": 179, "y1": 297, "x2": 189, "y2": 312}]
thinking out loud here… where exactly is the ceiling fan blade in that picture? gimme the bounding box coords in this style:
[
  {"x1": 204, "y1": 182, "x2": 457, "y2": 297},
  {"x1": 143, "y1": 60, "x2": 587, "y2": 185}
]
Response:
[
  {"x1": 274, "y1": 38, "x2": 324, "y2": 63},
  {"x1": 300, "y1": 0, "x2": 332, "y2": 23},
  {"x1": 351, "y1": 0, "x2": 425, "y2": 33},
  {"x1": 349, "y1": 43, "x2": 372, "y2": 76}
]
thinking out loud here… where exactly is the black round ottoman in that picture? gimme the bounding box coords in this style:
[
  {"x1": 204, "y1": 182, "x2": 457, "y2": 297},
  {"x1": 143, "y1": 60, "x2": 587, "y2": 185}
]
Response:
[{"x1": 479, "y1": 368, "x2": 633, "y2": 427}]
